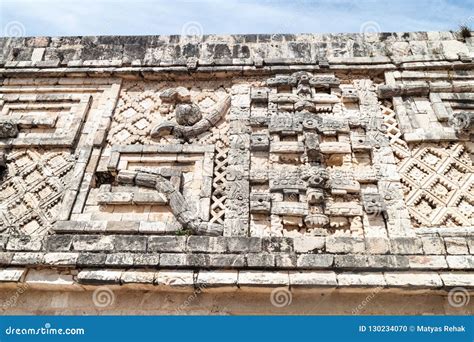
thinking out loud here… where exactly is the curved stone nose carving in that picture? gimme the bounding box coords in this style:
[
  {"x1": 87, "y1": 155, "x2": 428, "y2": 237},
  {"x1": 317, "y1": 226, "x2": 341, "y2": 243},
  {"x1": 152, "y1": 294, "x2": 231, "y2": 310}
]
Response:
[{"x1": 150, "y1": 95, "x2": 231, "y2": 140}]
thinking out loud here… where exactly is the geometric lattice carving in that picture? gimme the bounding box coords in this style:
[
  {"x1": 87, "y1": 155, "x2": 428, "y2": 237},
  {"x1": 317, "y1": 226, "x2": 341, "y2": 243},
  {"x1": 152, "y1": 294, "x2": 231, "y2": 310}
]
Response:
[
  {"x1": 108, "y1": 81, "x2": 229, "y2": 146},
  {"x1": 209, "y1": 140, "x2": 228, "y2": 224},
  {"x1": 0, "y1": 149, "x2": 75, "y2": 235},
  {"x1": 397, "y1": 142, "x2": 473, "y2": 228}
]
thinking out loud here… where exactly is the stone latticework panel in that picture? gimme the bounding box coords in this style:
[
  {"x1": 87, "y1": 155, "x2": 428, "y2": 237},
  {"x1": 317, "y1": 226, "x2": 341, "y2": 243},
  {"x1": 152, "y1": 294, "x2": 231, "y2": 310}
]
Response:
[
  {"x1": 0, "y1": 78, "x2": 121, "y2": 235},
  {"x1": 0, "y1": 149, "x2": 74, "y2": 234},
  {"x1": 398, "y1": 142, "x2": 473, "y2": 228}
]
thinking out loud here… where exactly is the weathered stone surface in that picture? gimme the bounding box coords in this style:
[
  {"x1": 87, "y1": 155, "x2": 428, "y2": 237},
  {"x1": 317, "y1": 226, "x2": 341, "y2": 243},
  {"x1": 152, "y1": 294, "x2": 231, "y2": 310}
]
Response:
[
  {"x1": 147, "y1": 236, "x2": 186, "y2": 253},
  {"x1": 289, "y1": 271, "x2": 337, "y2": 286},
  {"x1": 120, "y1": 271, "x2": 155, "y2": 284},
  {"x1": 0, "y1": 120, "x2": 19, "y2": 138},
  {"x1": 297, "y1": 254, "x2": 334, "y2": 268},
  {"x1": 384, "y1": 272, "x2": 443, "y2": 287},
  {"x1": 6, "y1": 236, "x2": 42, "y2": 252},
  {"x1": 326, "y1": 237, "x2": 365, "y2": 254},
  {"x1": 337, "y1": 273, "x2": 386, "y2": 286},
  {"x1": 0, "y1": 31, "x2": 473, "y2": 295},
  {"x1": 0, "y1": 268, "x2": 25, "y2": 282},
  {"x1": 238, "y1": 271, "x2": 289, "y2": 287},
  {"x1": 390, "y1": 238, "x2": 423, "y2": 255},
  {"x1": 77, "y1": 270, "x2": 122, "y2": 284},
  {"x1": 421, "y1": 236, "x2": 446, "y2": 255},
  {"x1": 293, "y1": 237, "x2": 325, "y2": 253},
  {"x1": 155, "y1": 270, "x2": 194, "y2": 287},
  {"x1": 444, "y1": 237, "x2": 469, "y2": 255},
  {"x1": 196, "y1": 270, "x2": 238, "y2": 287},
  {"x1": 407, "y1": 256, "x2": 448, "y2": 269}
]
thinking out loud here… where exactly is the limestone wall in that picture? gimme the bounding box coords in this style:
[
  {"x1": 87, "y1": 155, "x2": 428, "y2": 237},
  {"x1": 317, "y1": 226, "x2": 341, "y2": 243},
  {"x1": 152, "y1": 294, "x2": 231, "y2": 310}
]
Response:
[{"x1": 0, "y1": 32, "x2": 473, "y2": 314}]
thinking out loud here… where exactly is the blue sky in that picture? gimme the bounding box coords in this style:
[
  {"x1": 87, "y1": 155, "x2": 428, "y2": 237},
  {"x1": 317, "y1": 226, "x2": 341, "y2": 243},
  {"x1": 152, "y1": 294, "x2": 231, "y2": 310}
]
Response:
[{"x1": 0, "y1": 0, "x2": 473, "y2": 37}]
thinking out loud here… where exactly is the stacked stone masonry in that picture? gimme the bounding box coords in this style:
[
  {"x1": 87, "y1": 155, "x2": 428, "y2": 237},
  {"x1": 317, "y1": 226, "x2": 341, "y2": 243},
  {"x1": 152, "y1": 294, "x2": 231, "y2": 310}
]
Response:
[{"x1": 0, "y1": 32, "x2": 473, "y2": 291}]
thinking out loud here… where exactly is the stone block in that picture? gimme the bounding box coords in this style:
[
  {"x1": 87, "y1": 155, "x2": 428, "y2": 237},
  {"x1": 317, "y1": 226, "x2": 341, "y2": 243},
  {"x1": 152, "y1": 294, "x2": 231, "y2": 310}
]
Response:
[
  {"x1": 77, "y1": 270, "x2": 122, "y2": 285},
  {"x1": 76, "y1": 253, "x2": 107, "y2": 267},
  {"x1": 105, "y1": 253, "x2": 134, "y2": 266},
  {"x1": 72, "y1": 235, "x2": 114, "y2": 252},
  {"x1": 113, "y1": 236, "x2": 147, "y2": 252},
  {"x1": 389, "y1": 237, "x2": 423, "y2": 255},
  {"x1": 444, "y1": 237, "x2": 469, "y2": 255},
  {"x1": 296, "y1": 254, "x2": 334, "y2": 268},
  {"x1": 45, "y1": 235, "x2": 73, "y2": 251},
  {"x1": 121, "y1": 271, "x2": 155, "y2": 284},
  {"x1": 187, "y1": 236, "x2": 226, "y2": 253},
  {"x1": 446, "y1": 256, "x2": 474, "y2": 269},
  {"x1": 384, "y1": 272, "x2": 442, "y2": 287},
  {"x1": 0, "y1": 268, "x2": 25, "y2": 282},
  {"x1": 334, "y1": 255, "x2": 369, "y2": 269},
  {"x1": 421, "y1": 236, "x2": 446, "y2": 255},
  {"x1": 247, "y1": 253, "x2": 275, "y2": 267},
  {"x1": 225, "y1": 237, "x2": 262, "y2": 253},
  {"x1": 6, "y1": 236, "x2": 42, "y2": 252},
  {"x1": 337, "y1": 273, "x2": 386, "y2": 286},
  {"x1": 407, "y1": 255, "x2": 448, "y2": 269},
  {"x1": 209, "y1": 254, "x2": 245, "y2": 268},
  {"x1": 326, "y1": 237, "x2": 365, "y2": 254},
  {"x1": 293, "y1": 237, "x2": 325, "y2": 253},
  {"x1": 238, "y1": 271, "x2": 289, "y2": 287},
  {"x1": 289, "y1": 271, "x2": 337, "y2": 287},
  {"x1": 365, "y1": 237, "x2": 390, "y2": 254},
  {"x1": 44, "y1": 253, "x2": 79, "y2": 266},
  {"x1": 155, "y1": 270, "x2": 194, "y2": 287},
  {"x1": 147, "y1": 236, "x2": 186, "y2": 253},
  {"x1": 196, "y1": 270, "x2": 238, "y2": 287}
]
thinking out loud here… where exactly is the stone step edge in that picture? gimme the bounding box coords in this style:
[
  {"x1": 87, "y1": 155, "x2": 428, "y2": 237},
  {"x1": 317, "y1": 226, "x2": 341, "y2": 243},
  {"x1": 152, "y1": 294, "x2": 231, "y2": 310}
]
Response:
[{"x1": 0, "y1": 268, "x2": 472, "y2": 290}]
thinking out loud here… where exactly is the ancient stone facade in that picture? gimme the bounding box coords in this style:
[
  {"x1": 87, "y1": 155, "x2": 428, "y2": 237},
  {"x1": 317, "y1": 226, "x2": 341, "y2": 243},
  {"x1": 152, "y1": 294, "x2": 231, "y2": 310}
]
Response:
[{"x1": 0, "y1": 32, "x2": 473, "y2": 314}]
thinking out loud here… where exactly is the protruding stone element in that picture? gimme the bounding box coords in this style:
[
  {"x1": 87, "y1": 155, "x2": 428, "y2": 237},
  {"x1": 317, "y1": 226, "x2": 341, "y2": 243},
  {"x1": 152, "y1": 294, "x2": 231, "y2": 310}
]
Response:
[
  {"x1": 159, "y1": 87, "x2": 191, "y2": 103},
  {"x1": 250, "y1": 133, "x2": 270, "y2": 151},
  {"x1": 175, "y1": 103, "x2": 202, "y2": 126},
  {"x1": 0, "y1": 120, "x2": 19, "y2": 138},
  {"x1": 449, "y1": 111, "x2": 473, "y2": 133},
  {"x1": 306, "y1": 188, "x2": 324, "y2": 204},
  {"x1": 361, "y1": 193, "x2": 386, "y2": 217},
  {"x1": 116, "y1": 169, "x2": 223, "y2": 236},
  {"x1": 250, "y1": 88, "x2": 269, "y2": 103},
  {"x1": 319, "y1": 142, "x2": 351, "y2": 154},
  {"x1": 250, "y1": 193, "x2": 271, "y2": 214},
  {"x1": 341, "y1": 86, "x2": 359, "y2": 102},
  {"x1": 151, "y1": 95, "x2": 231, "y2": 140},
  {"x1": 304, "y1": 214, "x2": 329, "y2": 228}
]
